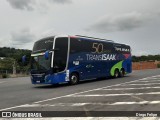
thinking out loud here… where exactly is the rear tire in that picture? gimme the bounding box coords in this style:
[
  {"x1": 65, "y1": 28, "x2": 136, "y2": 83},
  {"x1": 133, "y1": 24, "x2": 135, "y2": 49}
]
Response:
[
  {"x1": 69, "y1": 73, "x2": 79, "y2": 85},
  {"x1": 114, "y1": 69, "x2": 119, "y2": 78},
  {"x1": 120, "y1": 69, "x2": 125, "y2": 77}
]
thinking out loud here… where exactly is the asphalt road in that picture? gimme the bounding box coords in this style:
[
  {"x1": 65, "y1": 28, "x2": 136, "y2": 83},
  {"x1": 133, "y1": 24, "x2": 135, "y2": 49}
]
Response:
[{"x1": 0, "y1": 69, "x2": 160, "y2": 117}]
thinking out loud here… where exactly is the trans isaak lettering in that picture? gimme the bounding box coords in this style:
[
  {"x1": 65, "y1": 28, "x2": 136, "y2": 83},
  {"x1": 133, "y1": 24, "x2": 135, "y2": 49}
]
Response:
[{"x1": 86, "y1": 54, "x2": 116, "y2": 61}]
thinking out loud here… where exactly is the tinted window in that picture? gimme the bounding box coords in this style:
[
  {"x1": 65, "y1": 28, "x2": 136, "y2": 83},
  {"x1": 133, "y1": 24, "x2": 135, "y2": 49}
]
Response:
[
  {"x1": 70, "y1": 38, "x2": 94, "y2": 53},
  {"x1": 53, "y1": 37, "x2": 68, "y2": 73},
  {"x1": 32, "y1": 38, "x2": 54, "y2": 53},
  {"x1": 70, "y1": 38, "x2": 115, "y2": 54},
  {"x1": 70, "y1": 38, "x2": 130, "y2": 54},
  {"x1": 103, "y1": 42, "x2": 115, "y2": 54}
]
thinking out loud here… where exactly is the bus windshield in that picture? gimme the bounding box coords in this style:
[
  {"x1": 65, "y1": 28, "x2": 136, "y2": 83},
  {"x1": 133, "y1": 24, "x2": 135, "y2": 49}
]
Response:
[
  {"x1": 31, "y1": 37, "x2": 68, "y2": 73},
  {"x1": 31, "y1": 37, "x2": 54, "y2": 72},
  {"x1": 31, "y1": 54, "x2": 51, "y2": 71}
]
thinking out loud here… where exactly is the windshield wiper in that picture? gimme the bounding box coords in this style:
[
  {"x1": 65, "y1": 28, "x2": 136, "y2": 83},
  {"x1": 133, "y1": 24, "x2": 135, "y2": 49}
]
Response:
[
  {"x1": 50, "y1": 48, "x2": 59, "y2": 51},
  {"x1": 32, "y1": 49, "x2": 46, "y2": 54}
]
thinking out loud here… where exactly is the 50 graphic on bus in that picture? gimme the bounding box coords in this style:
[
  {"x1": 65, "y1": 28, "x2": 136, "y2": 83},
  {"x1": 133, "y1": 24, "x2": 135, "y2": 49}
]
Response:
[{"x1": 92, "y1": 43, "x2": 104, "y2": 53}]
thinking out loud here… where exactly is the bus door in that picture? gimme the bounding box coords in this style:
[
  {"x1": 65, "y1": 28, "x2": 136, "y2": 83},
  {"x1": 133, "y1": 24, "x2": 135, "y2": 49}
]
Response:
[{"x1": 52, "y1": 37, "x2": 68, "y2": 73}]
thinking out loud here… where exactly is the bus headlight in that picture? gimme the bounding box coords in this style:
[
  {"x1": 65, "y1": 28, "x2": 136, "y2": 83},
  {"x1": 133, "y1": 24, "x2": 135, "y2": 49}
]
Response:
[{"x1": 66, "y1": 70, "x2": 69, "y2": 76}]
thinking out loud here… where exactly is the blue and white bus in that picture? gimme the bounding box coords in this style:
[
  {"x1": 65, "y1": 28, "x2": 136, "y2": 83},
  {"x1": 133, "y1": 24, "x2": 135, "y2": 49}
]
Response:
[{"x1": 28, "y1": 35, "x2": 132, "y2": 85}]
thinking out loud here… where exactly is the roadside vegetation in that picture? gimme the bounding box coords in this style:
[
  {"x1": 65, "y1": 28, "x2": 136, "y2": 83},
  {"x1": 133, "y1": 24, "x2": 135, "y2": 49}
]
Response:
[
  {"x1": 132, "y1": 55, "x2": 160, "y2": 69},
  {"x1": 0, "y1": 47, "x2": 31, "y2": 78},
  {"x1": 132, "y1": 55, "x2": 160, "y2": 62}
]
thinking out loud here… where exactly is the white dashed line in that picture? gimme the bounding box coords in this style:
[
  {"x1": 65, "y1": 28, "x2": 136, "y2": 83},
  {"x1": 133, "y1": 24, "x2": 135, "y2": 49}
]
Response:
[
  {"x1": 72, "y1": 92, "x2": 160, "y2": 97},
  {"x1": 132, "y1": 80, "x2": 160, "y2": 82},
  {"x1": 146, "y1": 78, "x2": 160, "y2": 80},
  {"x1": 140, "y1": 75, "x2": 160, "y2": 80},
  {"x1": 121, "y1": 83, "x2": 160, "y2": 86},
  {"x1": 0, "y1": 81, "x2": 6, "y2": 84},
  {"x1": 17, "y1": 101, "x2": 160, "y2": 107},
  {"x1": 102, "y1": 86, "x2": 160, "y2": 91}
]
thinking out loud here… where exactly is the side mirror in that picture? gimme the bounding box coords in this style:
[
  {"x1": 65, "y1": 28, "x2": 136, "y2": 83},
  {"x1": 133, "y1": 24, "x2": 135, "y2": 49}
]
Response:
[
  {"x1": 44, "y1": 51, "x2": 49, "y2": 60},
  {"x1": 22, "y1": 55, "x2": 26, "y2": 63}
]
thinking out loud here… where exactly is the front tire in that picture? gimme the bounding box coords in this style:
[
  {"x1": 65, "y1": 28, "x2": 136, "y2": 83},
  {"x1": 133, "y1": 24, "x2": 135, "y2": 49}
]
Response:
[{"x1": 69, "y1": 73, "x2": 79, "y2": 85}]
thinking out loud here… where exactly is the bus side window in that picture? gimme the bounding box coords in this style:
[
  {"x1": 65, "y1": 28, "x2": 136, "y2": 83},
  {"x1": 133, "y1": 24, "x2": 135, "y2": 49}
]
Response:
[{"x1": 70, "y1": 38, "x2": 82, "y2": 54}]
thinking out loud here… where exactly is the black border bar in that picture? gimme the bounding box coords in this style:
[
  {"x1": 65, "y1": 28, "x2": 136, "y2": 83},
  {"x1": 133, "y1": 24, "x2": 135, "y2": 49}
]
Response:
[{"x1": 1, "y1": 111, "x2": 160, "y2": 117}]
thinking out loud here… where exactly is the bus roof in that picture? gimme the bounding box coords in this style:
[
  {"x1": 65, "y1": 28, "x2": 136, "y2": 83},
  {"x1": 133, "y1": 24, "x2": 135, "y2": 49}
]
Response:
[
  {"x1": 36, "y1": 35, "x2": 130, "y2": 47},
  {"x1": 75, "y1": 35, "x2": 114, "y2": 43}
]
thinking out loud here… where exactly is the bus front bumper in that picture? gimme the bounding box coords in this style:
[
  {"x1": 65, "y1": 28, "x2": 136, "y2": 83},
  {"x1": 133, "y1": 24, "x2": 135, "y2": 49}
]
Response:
[{"x1": 31, "y1": 72, "x2": 69, "y2": 85}]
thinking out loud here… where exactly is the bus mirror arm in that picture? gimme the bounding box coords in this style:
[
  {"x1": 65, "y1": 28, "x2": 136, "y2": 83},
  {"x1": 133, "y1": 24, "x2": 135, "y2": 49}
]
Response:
[
  {"x1": 22, "y1": 55, "x2": 28, "y2": 66},
  {"x1": 44, "y1": 48, "x2": 59, "y2": 60},
  {"x1": 22, "y1": 55, "x2": 26, "y2": 63}
]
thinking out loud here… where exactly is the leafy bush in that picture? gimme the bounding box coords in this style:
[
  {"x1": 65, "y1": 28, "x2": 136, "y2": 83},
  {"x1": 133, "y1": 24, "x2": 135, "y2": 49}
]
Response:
[
  {"x1": 2, "y1": 74, "x2": 8, "y2": 78},
  {"x1": 157, "y1": 64, "x2": 160, "y2": 68}
]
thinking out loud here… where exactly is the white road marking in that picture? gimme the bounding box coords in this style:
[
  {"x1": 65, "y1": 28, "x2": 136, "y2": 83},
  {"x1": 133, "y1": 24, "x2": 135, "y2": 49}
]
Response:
[
  {"x1": 132, "y1": 80, "x2": 160, "y2": 82},
  {"x1": 140, "y1": 75, "x2": 160, "y2": 80},
  {"x1": 0, "y1": 81, "x2": 6, "y2": 84},
  {"x1": 32, "y1": 79, "x2": 146, "y2": 104},
  {"x1": 72, "y1": 92, "x2": 160, "y2": 97},
  {"x1": 141, "y1": 78, "x2": 160, "y2": 80},
  {"x1": 102, "y1": 86, "x2": 160, "y2": 91},
  {"x1": 17, "y1": 101, "x2": 160, "y2": 107},
  {"x1": 111, "y1": 101, "x2": 160, "y2": 105},
  {"x1": 0, "y1": 104, "x2": 29, "y2": 111},
  {"x1": 0, "y1": 75, "x2": 160, "y2": 111},
  {"x1": 121, "y1": 83, "x2": 160, "y2": 86},
  {"x1": 146, "y1": 78, "x2": 160, "y2": 80}
]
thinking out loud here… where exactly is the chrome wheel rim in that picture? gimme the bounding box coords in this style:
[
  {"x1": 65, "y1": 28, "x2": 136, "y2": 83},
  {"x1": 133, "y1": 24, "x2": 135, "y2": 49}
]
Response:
[
  {"x1": 71, "y1": 75, "x2": 77, "y2": 83},
  {"x1": 115, "y1": 71, "x2": 119, "y2": 77}
]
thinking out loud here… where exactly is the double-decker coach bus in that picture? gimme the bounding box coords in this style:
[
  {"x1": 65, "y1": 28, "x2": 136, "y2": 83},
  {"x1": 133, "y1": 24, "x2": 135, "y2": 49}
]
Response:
[{"x1": 25, "y1": 35, "x2": 132, "y2": 85}]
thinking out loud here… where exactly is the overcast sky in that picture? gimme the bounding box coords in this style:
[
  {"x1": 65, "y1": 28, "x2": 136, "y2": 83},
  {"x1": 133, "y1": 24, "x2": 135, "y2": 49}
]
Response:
[{"x1": 0, "y1": 0, "x2": 160, "y2": 55}]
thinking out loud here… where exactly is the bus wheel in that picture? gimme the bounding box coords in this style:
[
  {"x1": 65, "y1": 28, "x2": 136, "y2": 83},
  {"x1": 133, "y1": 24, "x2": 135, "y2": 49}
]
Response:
[
  {"x1": 120, "y1": 69, "x2": 125, "y2": 77},
  {"x1": 114, "y1": 69, "x2": 119, "y2": 78},
  {"x1": 69, "y1": 73, "x2": 79, "y2": 85}
]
